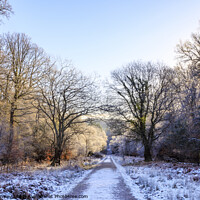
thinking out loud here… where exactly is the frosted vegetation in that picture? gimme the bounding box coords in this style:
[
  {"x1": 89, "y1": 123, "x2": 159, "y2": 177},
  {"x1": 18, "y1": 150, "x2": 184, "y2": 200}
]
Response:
[
  {"x1": 0, "y1": 158, "x2": 101, "y2": 199},
  {"x1": 113, "y1": 156, "x2": 200, "y2": 200},
  {"x1": 0, "y1": 0, "x2": 199, "y2": 167},
  {"x1": 0, "y1": 1, "x2": 199, "y2": 200}
]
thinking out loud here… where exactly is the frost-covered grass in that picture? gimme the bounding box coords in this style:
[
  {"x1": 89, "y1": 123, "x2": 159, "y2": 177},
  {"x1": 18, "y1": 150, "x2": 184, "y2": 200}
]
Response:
[
  {"x1": 0, "y1": 156, "x2": 104, "y2": 200},
  {"x1": 113, "y1": 156, "x2": 200, "y2": 200}
]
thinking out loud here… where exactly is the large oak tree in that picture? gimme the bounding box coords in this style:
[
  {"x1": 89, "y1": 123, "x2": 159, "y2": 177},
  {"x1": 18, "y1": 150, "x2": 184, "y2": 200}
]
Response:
[
  {"x1": 0, "y1": 33, "x2": 48, "y2": 162},
  {"x1": 35, "y1": 64, "x2": 98, "y2": 166},
  {"x1": 107, "y1": 62, "x2": 175, "y2": 161}
]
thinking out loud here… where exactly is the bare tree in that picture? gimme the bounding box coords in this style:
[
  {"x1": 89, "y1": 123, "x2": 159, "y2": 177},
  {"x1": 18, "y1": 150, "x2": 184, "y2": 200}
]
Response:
[
  {"x1": 35, "y1": 64, "x2": 98, "y2": 166},
  {"x1": 155, "y1": 29, "x2": 200, "y2": 164},
  {"x1": 159, "y1": 32, "x2": 200, "y2": 163},
  {"x1": 107, "y1": 62, "x2": 175, "y2": 161},
  {"x1": 176, "y1": 30, "x2": 200, "y2": 145},
  {"x1": 0, "y1": 33, "x2": 48, "y2": 162},
  {"x1": 176, "y1": 31, "x2": 200, "y2": 78},
  {"x1": 0, "y1": 0, "x2": 13, "y2": 23}
]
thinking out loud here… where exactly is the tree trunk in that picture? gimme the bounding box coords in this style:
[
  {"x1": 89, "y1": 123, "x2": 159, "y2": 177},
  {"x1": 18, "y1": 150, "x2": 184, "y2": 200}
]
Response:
[
  {"x1": 7, "y1": 104, "x2": 15, "y2": 163},
  {"x1": 9, "y1": 108, "x2": 14, "y2": 145},
  {"x1": 144, "y1": 143, "x2": 152, "y2": 162},
  {"x1": 51, "y1": 147, "x2": 62, "y2": 166}
]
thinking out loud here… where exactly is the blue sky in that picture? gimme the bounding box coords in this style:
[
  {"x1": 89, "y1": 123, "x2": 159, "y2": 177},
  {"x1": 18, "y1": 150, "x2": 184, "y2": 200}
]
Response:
[{"x1": 1, "y1": 0, "x2": 200, "y2": 78}]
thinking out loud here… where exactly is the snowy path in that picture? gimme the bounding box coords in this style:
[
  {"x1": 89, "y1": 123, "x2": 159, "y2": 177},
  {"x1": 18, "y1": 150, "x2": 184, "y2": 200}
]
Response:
[{"x1": 64, "y1": 156, "x2": 136, "y2": 200}]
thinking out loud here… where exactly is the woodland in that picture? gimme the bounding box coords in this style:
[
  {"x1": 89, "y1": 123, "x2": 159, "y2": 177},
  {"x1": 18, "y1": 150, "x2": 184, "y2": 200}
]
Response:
[{"x1": 0, "y1": 0, "x2": 199, "y2": 169}]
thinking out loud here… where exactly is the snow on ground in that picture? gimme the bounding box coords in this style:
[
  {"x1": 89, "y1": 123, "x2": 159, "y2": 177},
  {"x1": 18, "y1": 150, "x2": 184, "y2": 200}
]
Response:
[
  {"x1": 67, "y1": 155, "x2": 136, "y2": 200},
  {"x1": 84, "y1": 157, "x2": 120, "y2": 200},
  {"x1": 1, "y1": 155, "x2": 199, "y2": 200},
  {"x1": 113, "y1": 156, "x2": 200, "y2": 200},
  {"x1": 0, "y1": 166, "x2": 90, "y2": 200},
  {"x1": 0, "y1": 157, "x2": 103, "y2": 200},
  {"x1": 111, "y1": 156, "x2": 146, "y2": 200}
]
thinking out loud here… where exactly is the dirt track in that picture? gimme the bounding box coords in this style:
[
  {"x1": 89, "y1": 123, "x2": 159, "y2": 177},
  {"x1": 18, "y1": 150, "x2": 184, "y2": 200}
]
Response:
[{"x1": 63, "y1": 156, "x2": 136, "y2": 200}]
